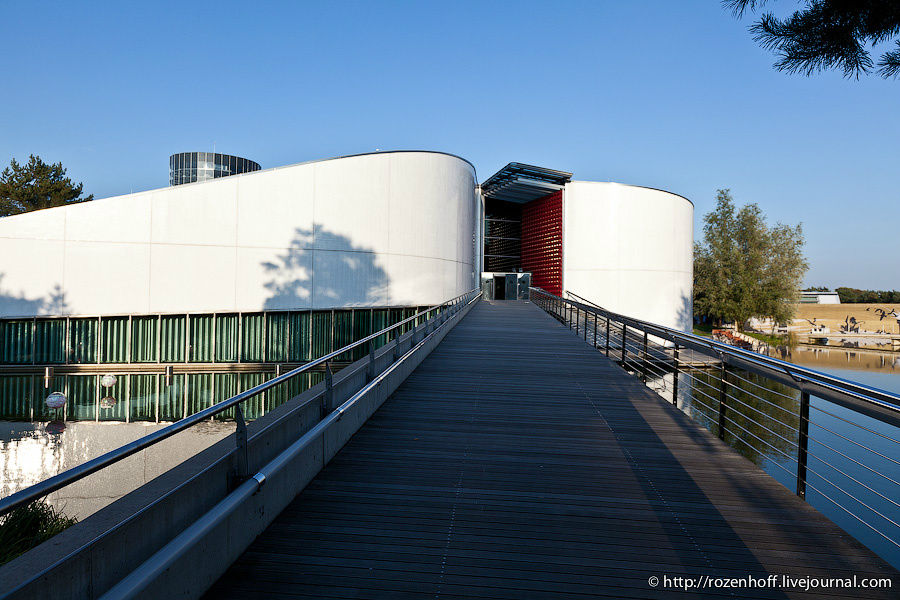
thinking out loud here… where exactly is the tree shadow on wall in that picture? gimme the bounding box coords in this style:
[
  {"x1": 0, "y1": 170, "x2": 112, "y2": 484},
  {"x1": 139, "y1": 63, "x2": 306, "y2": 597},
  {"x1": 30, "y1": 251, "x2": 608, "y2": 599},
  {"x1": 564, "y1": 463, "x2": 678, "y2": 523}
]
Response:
[
  {"x1": 261, "y1": 224, "x2": 389, "y2": 310},
  {"x1": 0, "y1": 274, "x2": 69, "y2": 316}
]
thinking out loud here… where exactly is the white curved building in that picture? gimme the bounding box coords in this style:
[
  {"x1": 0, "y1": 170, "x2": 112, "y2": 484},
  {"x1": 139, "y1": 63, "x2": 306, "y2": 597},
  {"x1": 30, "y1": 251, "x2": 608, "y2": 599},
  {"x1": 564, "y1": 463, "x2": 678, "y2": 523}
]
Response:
[
  {"x1": 480, "y1": 163, "x2": 692, "y2": 331},
  {"x1": 0, "y1": 151, "x2": 479, "y2": 318},
  {"x1": 0, "y1": 152, "x2": 692, "y2": 334},
  {"x1": 562, "y1": 182, "x2": 693, "y2": 331}
]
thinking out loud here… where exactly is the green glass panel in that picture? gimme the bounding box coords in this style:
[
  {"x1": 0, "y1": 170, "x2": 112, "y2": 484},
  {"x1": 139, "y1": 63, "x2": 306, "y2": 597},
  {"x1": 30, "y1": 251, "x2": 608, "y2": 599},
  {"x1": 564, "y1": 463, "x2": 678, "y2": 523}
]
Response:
[
  {"x1": 33, "y1": 376, "x2": 65, "y2": 421},
  {"x1": 131, "y1": 316, "x2": 158, "y2": 363},
  {"x1": 266, "y1": 372, "x2": 309, "y2": 412},
  {"x1": 241, "y1": 314, "x2": 264, "y2": 362},
  {"x1": 67, "y1": 375, "x2": 97, "y2": 421},
  {"x1": 352, "y1": 309, "x2": 373, "y2": 357},
  {"x1": 68, "y1": 319, "x2": 98, "y2": 364},
  {"x1": 101, "y1": 317, "x2": 128, "y2": 363},
  {"x1": 35, "y1": 320, "x2": 65, "y2": 364},
  {"x1": 159, "y1": 374, "x2": 184, "y2": 421},
  {"x1": 189, "y1": 315, "x2": 214, "y2": 362},
  {"x1": 391, "y1": 308, "x2": 406, "y2": 334},
  {"x1": 310, "y1": 311, "x2": 332, "y2": 359},
  {"x1": 308, "y1": 371, "x2": 324, "y2": 388},
  {"x1": 160, "y1": 315, "x2": 185, "y2": 362},
  {"x1": 130, "y1": 374, "x2": 156, "y2": 421},
  {"x1": 333, "y1": 310, "x2": 353, "y2": 361},
  {"x1": 406, "y1": 308, "x2": 419, "y2": 331},
  {"x1": 215, "y1": 314, "x2": 239, "y2": 362},
  {"x1": 238, "y1": 372, "x2": 266, "y2": 420},
  {"x1": 186, "y1": 373, "x2": 213, "y2": 416},
  {"x1": 1, "y1": 320, "x2": 33, "y2": 364},
  {"x1": 288, "y1": 312, "x2": 310, "y2": 362},
  {"x1": 373, "y1": 309, "x2": 391, "y2": 347},
  {"x1": 99, "y1": 375, "x2": 127, "y2": 421},
  {"x1": 213, "y1": 373, "x2": 238, "y2": 420},
  {"x1": 266, "y1": 313, "x2": 290, "y2": 363},
  {"x1": 0, "y1": 375, "x2": 33, "y2": 420}
]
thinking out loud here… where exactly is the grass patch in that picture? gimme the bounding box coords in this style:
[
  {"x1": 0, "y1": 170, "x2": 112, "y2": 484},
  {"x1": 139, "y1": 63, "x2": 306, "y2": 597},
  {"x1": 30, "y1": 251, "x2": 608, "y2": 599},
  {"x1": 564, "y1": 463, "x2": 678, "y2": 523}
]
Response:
[
  {"x1": 693, "y1": 323, "x2": 713, "y2": 337},
  {"x1": 0, "y1": 501, "x2": 77, "y2": 565},
  {"x1": 743, "y1": 331, "x2": 783, "y2": 346}
]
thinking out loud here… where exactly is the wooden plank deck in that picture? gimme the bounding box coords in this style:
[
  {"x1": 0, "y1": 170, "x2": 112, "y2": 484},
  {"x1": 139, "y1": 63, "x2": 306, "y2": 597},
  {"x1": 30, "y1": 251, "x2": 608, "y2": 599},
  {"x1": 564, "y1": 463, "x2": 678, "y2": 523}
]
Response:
[{"x1": 206, "y1": 300, "x2": 897, "y2": 599}]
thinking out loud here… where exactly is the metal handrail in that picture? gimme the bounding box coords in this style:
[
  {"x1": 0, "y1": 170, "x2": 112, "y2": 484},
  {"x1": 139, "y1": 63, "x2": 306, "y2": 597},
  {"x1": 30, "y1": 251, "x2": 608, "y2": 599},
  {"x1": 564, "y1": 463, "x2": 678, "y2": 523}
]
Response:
[
  {"x1": 0, "y1": 289, "x2": 480, "y2": 518},
  {"x1": 531, "y1": 287, "x2": 900, "y2": 560},
  {"x1": 97, "y1": 289, "x2": 485, "y2": 599},
  {"x1": 537, "y1": 288, "x2": 900, "y2": 418}
]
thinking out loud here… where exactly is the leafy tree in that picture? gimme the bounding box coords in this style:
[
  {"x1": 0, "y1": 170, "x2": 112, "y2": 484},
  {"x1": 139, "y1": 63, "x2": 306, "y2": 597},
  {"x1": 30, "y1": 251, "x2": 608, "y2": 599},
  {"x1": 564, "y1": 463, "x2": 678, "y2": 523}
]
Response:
[
  {"x1": 803, "y1": 286, "x2": 831, "y2": 291},
  {"x1": 694, "y1": 189, "x2": 808, "y2": 330},
  {"x1": 726, "y1": 1, "x2": 900, "y2": 78},
  {"x1": 835, "y1": 287, "x2": 900, "y2": 303},
  {"x1": 0, "y1": 155, "x2": 93, "y2": 217}
]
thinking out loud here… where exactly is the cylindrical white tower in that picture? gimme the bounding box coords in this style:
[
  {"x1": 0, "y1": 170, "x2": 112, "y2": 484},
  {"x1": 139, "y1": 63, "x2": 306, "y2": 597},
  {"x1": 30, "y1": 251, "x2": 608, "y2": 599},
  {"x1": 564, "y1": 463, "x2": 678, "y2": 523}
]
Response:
[{"x1": 562, "y1": 181, "x2": 693, "y2": 331}]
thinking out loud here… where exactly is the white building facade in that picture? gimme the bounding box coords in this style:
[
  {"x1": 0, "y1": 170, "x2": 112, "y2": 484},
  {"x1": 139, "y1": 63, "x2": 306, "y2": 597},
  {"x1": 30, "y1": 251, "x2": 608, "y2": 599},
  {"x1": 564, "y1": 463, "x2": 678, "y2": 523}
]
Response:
[{"x1": 0, "y1": 151, "x2": 479, "y2": 318}]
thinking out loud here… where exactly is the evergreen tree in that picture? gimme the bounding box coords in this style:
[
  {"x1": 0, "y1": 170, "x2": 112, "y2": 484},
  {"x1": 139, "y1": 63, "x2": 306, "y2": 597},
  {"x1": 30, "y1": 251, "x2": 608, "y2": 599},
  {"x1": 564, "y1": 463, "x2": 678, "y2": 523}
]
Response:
[
  {"x1": 726, "y1": 1, "x2": 900, "y2": 78},
  {"x1": 694, "y1": 190, "x2": 808, "y2": 330},
  {"x1": 0, "y1": 155, "x2": 93, "y2": 217}
]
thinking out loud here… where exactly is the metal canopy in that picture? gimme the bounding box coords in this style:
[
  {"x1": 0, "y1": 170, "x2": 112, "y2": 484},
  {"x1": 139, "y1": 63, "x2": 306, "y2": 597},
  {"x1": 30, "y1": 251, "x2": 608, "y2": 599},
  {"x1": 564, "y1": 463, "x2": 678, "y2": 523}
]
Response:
[{"x1": 481, "y1": 162, "x2": 573, "y2": 204}]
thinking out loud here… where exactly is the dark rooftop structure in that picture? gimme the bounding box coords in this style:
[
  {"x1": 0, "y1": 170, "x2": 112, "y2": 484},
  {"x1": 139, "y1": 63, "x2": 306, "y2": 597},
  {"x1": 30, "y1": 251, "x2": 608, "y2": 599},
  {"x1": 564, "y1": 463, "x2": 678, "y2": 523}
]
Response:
[{"x1": 480, "y1": 162, "x2": 572, "y2": 203}]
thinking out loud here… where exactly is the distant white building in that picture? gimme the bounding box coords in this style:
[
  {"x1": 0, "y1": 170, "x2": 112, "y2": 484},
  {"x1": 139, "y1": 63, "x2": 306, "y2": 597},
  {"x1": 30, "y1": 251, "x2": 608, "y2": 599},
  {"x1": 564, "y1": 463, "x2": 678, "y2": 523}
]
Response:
[{"x1": 799, "y1": 291, "x2": 841, "y2": 304}]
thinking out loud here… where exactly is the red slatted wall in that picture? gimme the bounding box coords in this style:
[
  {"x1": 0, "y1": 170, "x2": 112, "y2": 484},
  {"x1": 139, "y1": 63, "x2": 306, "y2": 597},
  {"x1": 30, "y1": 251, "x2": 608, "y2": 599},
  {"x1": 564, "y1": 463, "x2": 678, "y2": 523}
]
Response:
[{"x1": 521, "y1": 191, "x2": 563, "y2": 296}]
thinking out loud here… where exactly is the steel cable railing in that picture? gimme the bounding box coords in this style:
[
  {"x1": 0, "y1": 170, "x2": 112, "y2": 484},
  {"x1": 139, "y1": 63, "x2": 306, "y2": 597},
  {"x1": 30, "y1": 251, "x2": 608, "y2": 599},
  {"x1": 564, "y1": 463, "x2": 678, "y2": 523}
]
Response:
[
  {"x1": 0, "y1": 289, "x2": 482, "y2": 518},
  {"x1": 533, "y1": 287, "x2": 900, "y2": 563}
]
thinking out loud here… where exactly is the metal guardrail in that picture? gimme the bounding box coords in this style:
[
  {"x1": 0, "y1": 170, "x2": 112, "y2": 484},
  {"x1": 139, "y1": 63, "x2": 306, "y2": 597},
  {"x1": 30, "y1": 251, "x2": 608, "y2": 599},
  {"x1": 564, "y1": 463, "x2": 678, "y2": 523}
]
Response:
[
  {"x1": 533, "y1": 288, "x2": 900, "y2": 560},
  {"x1": 0, "y1": 290, "x2": 482, "y2": 519}
]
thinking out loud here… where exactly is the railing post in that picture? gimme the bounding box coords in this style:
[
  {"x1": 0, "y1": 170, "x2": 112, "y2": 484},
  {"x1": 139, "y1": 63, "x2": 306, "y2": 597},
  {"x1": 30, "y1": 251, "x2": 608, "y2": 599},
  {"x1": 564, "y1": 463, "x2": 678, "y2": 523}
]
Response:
[
  {"x1": 605, "y1": 317, "x2": 610, "y2": 357},
  {"x1": 232, "y1": 403, "x2": 249, "y2": 486},
  {"x1": 393, "y1": 333, "x2": 401, "y2": 362},
  {"x1": 584, "y1": 310, "x2": 588, "y2": 341},
  {"x1": 575, "y1": 306, "x2": 579, "y2": 335},
  {"x1": 367, "y1": 339, "x2": 376, "y2": 382},
  {"x1": 717, "y1": 361, "x2": 728, "y2": 440},
  {"x1": 796, "y1": 390, "x2": 810, "y2": 499},
  {"x1": 672, "y1": 343, "x2": 679, "y2": 405},
  {"x1": 622, "y1": 325, "x2": 628, "y2": 367},
  {"x1": 593, "y1": 312, "x2": 597, "y2": 347},
  {"x1": 642, "y1": 331, "x2": 649, "y2": 383},
  {"x1": 323, "y1": 361, "x2": 333, "y2": 419}
]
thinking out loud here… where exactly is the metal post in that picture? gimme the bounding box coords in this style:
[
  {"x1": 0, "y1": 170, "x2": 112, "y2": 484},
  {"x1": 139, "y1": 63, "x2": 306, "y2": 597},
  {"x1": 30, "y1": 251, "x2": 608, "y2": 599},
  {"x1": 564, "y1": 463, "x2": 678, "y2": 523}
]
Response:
[
  {"x1": 323, "y1": 361, "x2": 333, "y2": 419},
  {"x1": 605, "y1": 318, "x2": 610, "y2": 357},
  {"x1": 233, "y1": 403, "x2": 249, "y2": 485},
  {"x1": 164, "y1": 365, "x2": 174, "y2": 386},
  {"x1": 575, "y1": 307, "x2": 579, "y2": 335},
  {"x1": 642, "y1": 332, "x2": 649, "y2": 383},
  {"x1": 584, "y1": 310, "x2": 588, "y2": 341},
  {"x1": 43, "y1": 366, "x2": 54, "y2": 389},
  {"x1": 622, "y1": 325, "x2": 628, "y2": 367},
  {"x1": 672, "y1": 344, "x2": 679, "y2": 405},
  {"x1": 367, "y1": 339, "x2": 376, "y2": 382},
  {"x1": 796, "y1": 390, "x2": 810, "y2": 499},
  {"x1": 592, "y1": 312, "x2": 597, "y2": 347},
  {"x1": 717, "y1": 361, "x2": 728, "y2": 441}
]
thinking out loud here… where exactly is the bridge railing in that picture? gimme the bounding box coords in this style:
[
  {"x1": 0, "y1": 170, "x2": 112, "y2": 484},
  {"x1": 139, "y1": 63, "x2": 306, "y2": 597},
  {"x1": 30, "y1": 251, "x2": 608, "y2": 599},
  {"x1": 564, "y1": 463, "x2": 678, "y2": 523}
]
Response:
[
  {"x1": 0, "y1": 289, "x2": 482, "y2": 520},
  {"x1": 531, "y1": 287, "x2": 900, "y2": 563}
]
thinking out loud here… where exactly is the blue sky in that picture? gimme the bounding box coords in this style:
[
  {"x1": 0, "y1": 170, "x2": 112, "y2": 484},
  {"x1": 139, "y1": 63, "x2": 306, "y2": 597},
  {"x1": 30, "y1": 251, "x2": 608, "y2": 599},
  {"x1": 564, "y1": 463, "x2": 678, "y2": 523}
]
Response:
[{"x1": 1, "y1": 1, "x2": 897, "y2": 289}]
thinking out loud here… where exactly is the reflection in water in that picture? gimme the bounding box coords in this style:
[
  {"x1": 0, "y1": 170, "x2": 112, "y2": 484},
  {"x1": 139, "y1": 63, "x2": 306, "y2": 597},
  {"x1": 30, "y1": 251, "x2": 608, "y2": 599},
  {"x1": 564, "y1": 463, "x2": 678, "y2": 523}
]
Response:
[
  {"x1": 786, "y1": 347, "x2": 900, "y2": 375},
  {"x1": 0, "y1": 420, "x2": 234, "y2": 520}
]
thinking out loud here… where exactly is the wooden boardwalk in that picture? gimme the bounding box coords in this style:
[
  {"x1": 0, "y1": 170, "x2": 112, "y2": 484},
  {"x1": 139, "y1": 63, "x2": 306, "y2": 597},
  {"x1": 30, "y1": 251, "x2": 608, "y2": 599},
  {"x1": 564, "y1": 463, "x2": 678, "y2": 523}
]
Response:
[{"x1": 206, "y1": 301, "x2": 897, "y2": 599}]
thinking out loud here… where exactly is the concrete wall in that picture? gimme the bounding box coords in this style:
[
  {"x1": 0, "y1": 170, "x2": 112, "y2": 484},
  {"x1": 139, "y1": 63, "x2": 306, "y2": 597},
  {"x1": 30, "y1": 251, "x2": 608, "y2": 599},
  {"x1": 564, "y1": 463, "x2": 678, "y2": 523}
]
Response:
[
  {"x1": 0, "y1": 151, "x2": 478, "y2": 318},
  {"x1": 562, "y1": 181, "x2": 693, "y2": 331}
]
